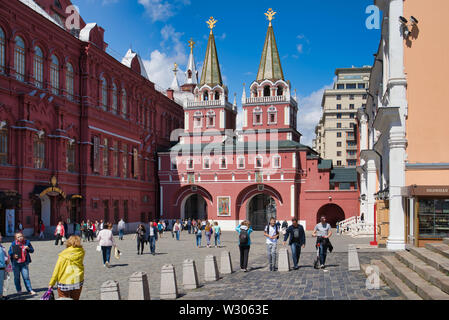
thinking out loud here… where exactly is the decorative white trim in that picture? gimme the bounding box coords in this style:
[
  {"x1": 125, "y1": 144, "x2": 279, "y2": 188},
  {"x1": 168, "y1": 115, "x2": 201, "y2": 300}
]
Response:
[{"x1": 88, "y1": 126, "x2": 141, "y2": 145}]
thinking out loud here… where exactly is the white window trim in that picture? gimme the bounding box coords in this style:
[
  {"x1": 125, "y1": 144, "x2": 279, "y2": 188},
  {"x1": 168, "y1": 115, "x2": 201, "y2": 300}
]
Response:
[
  {"x1": 219, "y1": 156, "x2": 227, "y2": 170},
  {"x1": 193, "y1": 112, "x2": 203, "y2": 129},
  {"x1": 203, "y1": 157, "x2": 211, "y2": 170},
  {"x1": 268, "y1": 107, "x2": 278, "y2": 125},
  {"x1": 253, "y1": 108, "x2": 263, "y2": 126},
  {"x1": 237, "y1": 156, "x2": 246, "y2": 169},
  {"x1": 272, "y1": 155, "x2": 281, "y2": 169},
  {"x1": 255, "y1": 156, "x2": 263, "y2": 169}
]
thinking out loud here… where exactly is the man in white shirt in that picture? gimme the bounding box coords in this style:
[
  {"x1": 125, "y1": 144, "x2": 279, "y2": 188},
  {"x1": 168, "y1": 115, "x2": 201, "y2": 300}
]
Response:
[{"x1": 264, "y1": 218, "x2": 279, "y2": 272}]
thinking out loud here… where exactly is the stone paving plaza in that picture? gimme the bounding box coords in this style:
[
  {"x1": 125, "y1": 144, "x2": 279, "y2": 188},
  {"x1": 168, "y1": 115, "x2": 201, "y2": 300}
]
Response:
[{"x1": 3, "y1": 230, "x2": 400, "y2": 300}]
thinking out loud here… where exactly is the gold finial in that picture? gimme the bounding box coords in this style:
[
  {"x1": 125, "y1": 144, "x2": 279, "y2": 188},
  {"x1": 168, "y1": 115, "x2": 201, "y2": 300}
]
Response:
[
  {"x1": 265, "y1": 8, "x2": 277, "y2": 26},
  {"x1": 173, "y1": 63, "x2": 178, "y2": 73},
  {"x1": 188, "y1": 38, "x2": 196, "y2": 52},
  {"x1": 206, "y1": 17, "x2": 218, "y2": 33}
]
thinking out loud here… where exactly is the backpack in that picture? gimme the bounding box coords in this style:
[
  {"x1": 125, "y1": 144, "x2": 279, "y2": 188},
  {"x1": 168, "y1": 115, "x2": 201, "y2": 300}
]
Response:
[
  {"x1": 265, "y1": 224, "x2": 279, "y2": 236},
  {"x1": 239, "y1": 229, "x2": 249, "y2": 246}
]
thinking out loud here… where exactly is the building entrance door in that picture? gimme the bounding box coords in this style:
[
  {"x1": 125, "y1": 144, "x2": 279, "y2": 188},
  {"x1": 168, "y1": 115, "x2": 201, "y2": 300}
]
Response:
[
  {"x1": 184, "y1": 194, "x2": 207, "y2": 221},
  {"x1": 247, "y1": 194, "x2": 277, "y2": 231}
]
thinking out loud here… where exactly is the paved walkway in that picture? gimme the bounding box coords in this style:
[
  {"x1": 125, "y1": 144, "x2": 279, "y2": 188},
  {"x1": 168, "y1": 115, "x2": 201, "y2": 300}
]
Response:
[{"x1": 2, "y1": 230, "x2": 400, "y2": 300}]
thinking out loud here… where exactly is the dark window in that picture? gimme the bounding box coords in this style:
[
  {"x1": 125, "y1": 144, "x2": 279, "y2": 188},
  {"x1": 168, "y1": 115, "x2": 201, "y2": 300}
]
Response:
[
  {"x1": 103, "y1": 200, "x2": 110, "y2": 222},
  {"x1": 337, "y1": 114, "x2": 342, "y2": 119},
  {"x1": 349, "y1": 104, "x2": 355, "y2": 109},
  {"x1": 277, "y1": 86, "x2": 283, "y2": 96},
  {"x1": 346, "y1": 83, "x2": 356, "y2": 89},
  {"x1": 124, "y1": 200, "x2": 129, "y2": 222},
  {"x1": 0, "y1": 127, "x2": 8, "y2": 165},
  {"x1": 349, "y1": 94, "x2": 355, "y2": 100},
  {"x1": 337, "y1": 104, "x2": 342, "y2": 110},
  {"x1": 264, "y1": 86, "x2": 271, "y2": 97},
  {"x1": 336, "y1": 95, "x2": 342, "y2": 101},
  {"x1": 337, "y1": 84, "x2": 344, "y2": 90},
  {"x1": 113, "y1": 200, "x2": 119, "y2": 224},
  {"x1": 358, "y1": 83, "x2": 366, "y2": 89},
  {"x1": 337, "y1": 132, "x2": 342, "y2": 138}
]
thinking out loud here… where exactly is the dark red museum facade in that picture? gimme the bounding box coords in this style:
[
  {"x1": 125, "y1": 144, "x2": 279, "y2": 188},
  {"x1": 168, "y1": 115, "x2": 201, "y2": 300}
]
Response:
[{"x1": 0, "y1": 0, "x2": 184, "y2": 236}]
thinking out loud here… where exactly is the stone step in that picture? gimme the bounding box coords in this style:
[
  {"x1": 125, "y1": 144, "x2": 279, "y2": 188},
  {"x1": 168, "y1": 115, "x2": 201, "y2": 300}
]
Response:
[
  {"x1": 370, "y1": 260, "x2": 421, "y2": 300},
  {"x1": 426, "y1": 243, "x2": 449, "y2": 260},
  {"x1": 409, "y1": 247, "x2": 449, "y2": 276},
  {"x1": 381, "y1": 255, "x2": 449, "y2": 300},
  {"x1": 395, "y1": 251, "x2": 449, "y2": 295},
  {"x1": 444, "y1": 238, "x2": 449, "y2": 246}
]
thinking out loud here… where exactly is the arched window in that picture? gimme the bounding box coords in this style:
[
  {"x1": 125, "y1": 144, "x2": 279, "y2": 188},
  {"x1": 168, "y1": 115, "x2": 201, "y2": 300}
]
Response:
[
  {"x1": 14, "y1": 36, "x2": 25, "y2": 82},
  {"x1": 121, "y1": 89, "x2": 127, "y2": 118},
  {"x1": 50, "y1": 54, "x2": 59, "y2": 95},
  {"x1": 203, "y1": 91, "x2": 209, "y2": 101},
  {"x1": 0, "y1": 28, "x2": 6, "y2": 73},
  {"x1": 277, "y1": 86, "x2": 284, "y2": 96},
  {"x1": 206, "y1": 110, "x2": 216, "y2": 127},
  {"x1": 112, "y1": 83, "x2": 118, "y2": 114},
  {"x1": 252, "y1": 88, "x2": 258, "y2": 98},
  {"x1": 214, "y1": 91, "x2": 220, "y2": 100},
  {"x1": 253, "y1": 107, "x2": 263, "y2": 125},
  {"x1": 33, "y1": 132, "x2": 45, "y2": 169},
  {"x1": 66, "y1": 63, "x2": 74, "y2": 101},
  {"x1": 33, "y1": 46, "x2": 44, "y2": 88},
  {"x1": 101, "y1": 76, "x2": 108, "y2": 110},
  {"x1": 67, "y1": 139, "x2": 76, "y2": 173},
  {"x1": 0, "y1": 122, "x2": 8, "y2": 165},
  {"x1": 263, "y1": 85, "x2": 271, "y2": 97},
  {"x1": 194, "y1": 111, "x2": 203, "y2": 128},
  {"x1": 268, "y1": 106, "x2": 278, "y2": 125}
]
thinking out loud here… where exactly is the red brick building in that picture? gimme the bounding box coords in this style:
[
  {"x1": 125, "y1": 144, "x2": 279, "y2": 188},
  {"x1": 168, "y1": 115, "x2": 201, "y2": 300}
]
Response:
[
  {"x1": 158, "y1": 14, "x2": 359, "y2": 231},
  {"x1": 0, "y1": 0, "x2": 183, "y2": 236}
]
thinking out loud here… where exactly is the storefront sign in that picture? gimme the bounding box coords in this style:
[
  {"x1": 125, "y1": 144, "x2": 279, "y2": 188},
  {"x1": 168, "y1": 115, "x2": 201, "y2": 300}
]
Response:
[{"x1": 409, "y1": 186, "x2": 449, "y2": 197}]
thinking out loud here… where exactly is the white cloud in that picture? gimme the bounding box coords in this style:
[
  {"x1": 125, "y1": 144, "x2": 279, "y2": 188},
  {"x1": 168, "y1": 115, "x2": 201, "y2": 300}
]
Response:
[
  {"x1": 138, "y1": 0, "x2": 189, "y2": 22},
  {"x1": 296, "y1": 44, "x2": 303, "y2": 54},
  {"x1": 297, "y1": 82, "x2": 334, "y2": 147},
  {"x1": 142, "y1": 25, "x2": 188, "y2": 89}
]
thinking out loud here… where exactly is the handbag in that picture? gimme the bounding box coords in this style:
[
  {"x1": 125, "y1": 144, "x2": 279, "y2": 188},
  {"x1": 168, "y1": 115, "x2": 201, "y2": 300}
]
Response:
[
  {"x1": 114, "y1": 247, "x2": 121, "y2": 260},
  {"x1": 96, "y1": 245, "x2": 101, "y2": 252},
  {"x1": 62, "y1": 237, "x2": 67, "y2": 243},
  {"x1": 41, "y1": 288, "x2": 55, "y2": 301}
]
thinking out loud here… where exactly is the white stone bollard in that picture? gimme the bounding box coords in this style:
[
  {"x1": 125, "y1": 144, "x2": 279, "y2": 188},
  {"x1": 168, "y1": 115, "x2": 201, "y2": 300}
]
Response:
[
  {"x1": 128, "y1": 272, "x2": 151, "y2": 300},
  {"x1": 183, "y1": 259, "x2": 199, "y2": 290},
  {"x1": 160, "y1": 264, "x2": 178, "y2": 300},
  {"x1": 101, "y1": 280, "x2": 121, "y2": 300},
  {"x1": 220, "y1": 251, "x2": 233, "y2": 275},
  {"x1": 348, "y1": 245, "x2": 360, "y2": 271},
  {"x1": 204, "y1": 255, "x2": 220, "y2": 282},
  {"x1": 278, "y1": 248, "x2": 291, "y2": 272}
]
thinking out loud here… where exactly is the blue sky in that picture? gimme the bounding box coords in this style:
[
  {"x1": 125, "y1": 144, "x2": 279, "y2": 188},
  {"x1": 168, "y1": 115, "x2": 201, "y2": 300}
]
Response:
[{"x1": 75, "y1": 0, "x2": 381, "y2": 145}]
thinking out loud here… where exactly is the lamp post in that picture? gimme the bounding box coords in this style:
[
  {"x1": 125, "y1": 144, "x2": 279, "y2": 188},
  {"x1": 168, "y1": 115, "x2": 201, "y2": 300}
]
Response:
[{"x1": 370, "y1": 200, "x2": 378, "y2": 246}]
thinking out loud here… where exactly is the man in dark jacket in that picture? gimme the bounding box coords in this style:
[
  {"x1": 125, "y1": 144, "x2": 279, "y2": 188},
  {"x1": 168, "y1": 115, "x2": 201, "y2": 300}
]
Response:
[
  {"x1": 283, "y1": 219, "x2": 306, "y2": 270},
  {"x1": 8, "y1": 233, "x2": 36, "y2": 295}
]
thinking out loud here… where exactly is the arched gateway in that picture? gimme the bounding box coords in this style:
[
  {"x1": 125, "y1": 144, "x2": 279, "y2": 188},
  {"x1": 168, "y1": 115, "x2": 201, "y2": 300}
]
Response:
[
  {"x1": 247, "y1": 194, "x2": 277, "y2": 231},
  {"x1": 316, "y1": 204, "x2": 345, "y2": 228}
]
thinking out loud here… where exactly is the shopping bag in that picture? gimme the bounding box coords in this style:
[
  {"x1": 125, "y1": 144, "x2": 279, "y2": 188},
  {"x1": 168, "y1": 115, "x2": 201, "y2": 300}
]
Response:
[
  {"x1": 62, "y1": 237, "x2": 67, "y2": 243},
  {"x1": 40, "y1": 288, "x2": 55, "y2": 301},
  {"x1": 96, "y1": 245, "x2": 101, "y2": 252},
  {"x1": 114, "y1": 247, "x2": 121, "y2": 260}
]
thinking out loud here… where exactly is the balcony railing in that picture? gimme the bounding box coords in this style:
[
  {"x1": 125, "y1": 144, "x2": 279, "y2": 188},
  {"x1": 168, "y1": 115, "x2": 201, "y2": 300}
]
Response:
[{"x1": 185, "y1": 100, "x2": 232, "y2": 108}]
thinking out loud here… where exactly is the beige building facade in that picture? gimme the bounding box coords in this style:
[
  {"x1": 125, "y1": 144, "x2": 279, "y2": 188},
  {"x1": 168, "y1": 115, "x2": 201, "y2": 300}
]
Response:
[{"x1": 314, "y1": 67, "x2": 371, "y2": 167}]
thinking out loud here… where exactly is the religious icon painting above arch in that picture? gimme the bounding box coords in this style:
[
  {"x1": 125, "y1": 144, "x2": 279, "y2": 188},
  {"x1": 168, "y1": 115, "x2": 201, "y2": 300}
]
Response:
[{"x1": 218, "y1": 196, "x2": 231, "y2": 217}]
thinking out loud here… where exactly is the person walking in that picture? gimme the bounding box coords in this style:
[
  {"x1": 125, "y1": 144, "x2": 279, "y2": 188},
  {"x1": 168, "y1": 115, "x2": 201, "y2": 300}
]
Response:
[
  {"x1": 74, "y1": 221, "x2": 81, "y2": 237},
  {"x1": 194, "y1": 222, "x2": 202, "y2": 248},
  {"x1": 283, "y1": 219, "x2": 306, "y2": 270},
  {"x1": 264, "y1": 218, "x2": 280, "y2": 272},
  {"x1": 94, "y1": 221, "x2": 99, "y2": 237},
  {"x1": 148, "y1": 220, "x2": 158, "y2": 255},
  {"x1": 213, "y1": 222, "x2": 221, "y2": 247},
  {"x1": 174, "y1": 220, "x2": 181, "y2": 241},
  {"x1": 63, "y1": 221, "x2": 69, "y2": 237},
  {"x1": 8, "y1": 233, "x2": 36, "y2": 295},
  {"x1": 118, "y1": 219, "x2": 126, "y2": 240},
  {"x1": 97, "y1": 223, "x2": 116, "y2": 268},
  {"x1": 54, "y1": 221, "x2": 65, "y2": 246},
  {"x1": 312, "y1": 216, "x2": 333, "y2": 269},
  {"x1": 80, "y1": 221, "x2": 87, "y2": 242},
  {"x1": 136, "y1": 224, "x2": 146, "y2": 255},
  {"x1": 0, "y1": 233, "x2": 10, "y2": 300},
  {"x1": 201, "y1": 220, "x2": 206, "y2": 231},
  {"x1": 187, "y1": 219, "x2": 192, "y2": 234},
  {"x1": 16, "y1": 221, "x2": 23, "y2": 233},
  {"x1": 48, "y1": 235, "x2": 85, "y2": 300},
  {"x1": 204, "y1": 222, "x2": 213, "y2": 248},
  {"x1": 87, "y1": 221, "x2": 94, "y2": 242},
  {"x1": 236, "y1": 220, "x2": 253, "y2": 272},
  {"x1": 38, "y1": 221, "x2": 45, "y2": 239}
]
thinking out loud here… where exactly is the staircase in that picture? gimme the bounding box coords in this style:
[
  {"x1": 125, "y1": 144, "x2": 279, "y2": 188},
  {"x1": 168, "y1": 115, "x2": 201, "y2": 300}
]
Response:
[
  {"x1": 363, "y1": 238, "x2": 449, "y2": 300},
  {"x1": 337, "y1": 216, "x2": 374, "y2": 238}
]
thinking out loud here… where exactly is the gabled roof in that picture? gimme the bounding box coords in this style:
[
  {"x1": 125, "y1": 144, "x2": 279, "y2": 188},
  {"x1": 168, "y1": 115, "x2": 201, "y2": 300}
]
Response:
[
  {"x1": 121, "y1": 49, "x2": 149, "y2": 80},
  {"x1": 256, "y1": 24, "x2": 284, "y2": 83},
  {"x1": 330, "y1": 168, "x2": 357, "y2": 183},
  {"x1": 199, "y1": 31, "x2": 223, "y2": 87}
]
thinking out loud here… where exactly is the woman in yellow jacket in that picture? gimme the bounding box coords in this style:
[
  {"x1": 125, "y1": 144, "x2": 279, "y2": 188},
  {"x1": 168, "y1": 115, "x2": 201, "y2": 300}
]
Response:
[{"x1": 48, "y1": 235, "x2": 85, "y2": 300}]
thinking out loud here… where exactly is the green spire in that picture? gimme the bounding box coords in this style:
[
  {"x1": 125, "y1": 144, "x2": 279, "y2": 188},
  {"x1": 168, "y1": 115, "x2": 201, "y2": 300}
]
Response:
[
  {"x1": 256, "y1": 24, "x2": 284, "y2": 83},
  {"x1": 200, "y1": 18, "x2": 223, "y2": 87}
]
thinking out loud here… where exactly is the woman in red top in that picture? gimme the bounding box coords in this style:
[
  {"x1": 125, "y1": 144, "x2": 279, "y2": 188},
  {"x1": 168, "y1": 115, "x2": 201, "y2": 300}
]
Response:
[
  {"x1": 39, "y1": 221, "x2": 45, "y2": 239},
  {"x1": 54, "y1": 221, "x2": 65, "y2": 246}
]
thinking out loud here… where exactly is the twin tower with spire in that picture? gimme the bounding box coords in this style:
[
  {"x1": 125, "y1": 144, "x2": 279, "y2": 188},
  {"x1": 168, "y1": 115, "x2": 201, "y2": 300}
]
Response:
[{"x1": 170, "y1": 9, "x2": 300, "y2": 144}]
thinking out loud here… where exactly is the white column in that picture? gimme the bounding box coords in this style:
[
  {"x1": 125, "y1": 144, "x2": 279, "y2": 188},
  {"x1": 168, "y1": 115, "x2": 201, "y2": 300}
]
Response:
[
  {"x1": 290, "y1": 185, "x2": 295, "y2": 218},
  {"x1": 185, "y1": 113, "x2": 189, "y2": 131},
  {"x1": 387, "y1": 132, "x2": 407, "y2": 251},
  {"x1": 360, "y1": 170, "x2": 368, "y2": 219},
  {"x1": 366, "y1": 159, "x2": 377, "y2": 225}
]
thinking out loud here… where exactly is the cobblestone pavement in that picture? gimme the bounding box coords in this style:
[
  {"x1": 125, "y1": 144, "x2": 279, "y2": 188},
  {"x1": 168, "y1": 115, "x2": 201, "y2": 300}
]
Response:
[{"x1": 2, "y1": 230, "x2": 400, "y2": 300}]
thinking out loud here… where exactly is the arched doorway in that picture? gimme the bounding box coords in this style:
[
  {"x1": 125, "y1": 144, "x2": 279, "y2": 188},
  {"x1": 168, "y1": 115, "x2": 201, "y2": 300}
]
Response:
[
  {"x1": 182, "y1": 194, "x2": 207, "y2": 221},
  {"x1": 316, "y1": 204, "x2": 345, "y2": 228},
  {"x1": 247, "y1": 194, "x2": 277, "y2": 231}
]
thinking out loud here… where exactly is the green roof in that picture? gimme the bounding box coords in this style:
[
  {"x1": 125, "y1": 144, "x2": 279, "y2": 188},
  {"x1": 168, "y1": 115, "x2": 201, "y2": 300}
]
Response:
[
  {"x1": 256, "y1": 25, "x2": 284, "y2": 82},
  {"x1": 200, "y1": 31, "x2": 223, "y2": 87},
  {"x1": 318, "y1": 159, "x2": 333, "y2": 170},
  {"x1": 330, "y1": 168, "x2": 357, "y2": 183}
]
